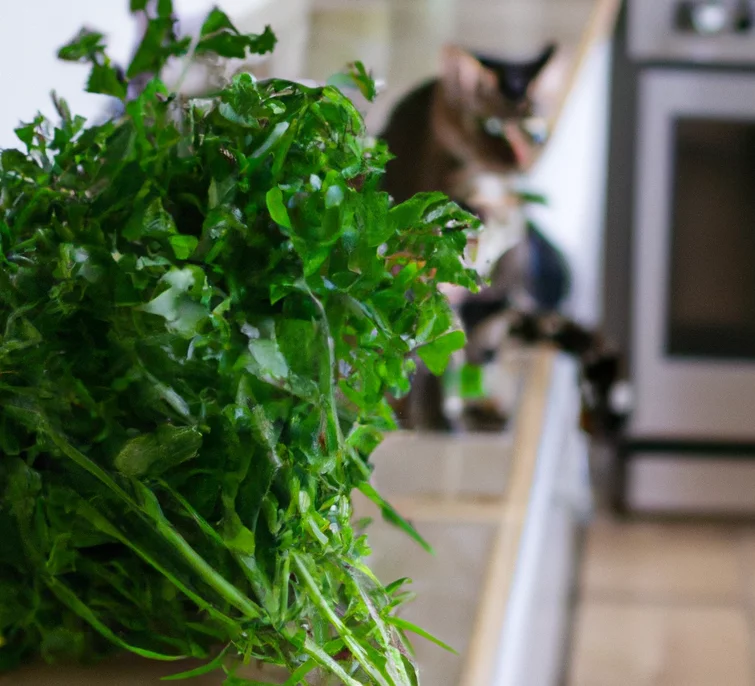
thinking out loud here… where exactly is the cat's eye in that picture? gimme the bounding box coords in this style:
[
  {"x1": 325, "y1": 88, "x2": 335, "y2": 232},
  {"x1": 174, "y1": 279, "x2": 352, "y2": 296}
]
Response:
[
  {"x1": 483, "y1": 117, "x2": 504, "y2": 136},
  {"x1": 481, "y1": 115, "x2": 549, "y2": 145}
]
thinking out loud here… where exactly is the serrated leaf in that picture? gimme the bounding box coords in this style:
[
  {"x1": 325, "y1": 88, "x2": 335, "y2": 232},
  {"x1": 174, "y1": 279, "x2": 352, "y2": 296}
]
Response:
[
  {"x1": 169, "y1": 234, "x2": 198, "y2": 259},
  {"x1": 416, "y1": 330, "x2": 466, "y2": 376},
  {"x1": 197, "y1": 16, "x2": 277, "y2": 59},
  {"x1": 86, "y1": 62, "x2": 127, "y2": 99},
  {"x1": 199, "y1": 8, "x2": 237, "y2": 36},
  {"x1": 127, "y1": 18, "x2": 191, "y2": 78},
  {"x1": 57, "y1": 29, "x2": 106, "y2": 62}
]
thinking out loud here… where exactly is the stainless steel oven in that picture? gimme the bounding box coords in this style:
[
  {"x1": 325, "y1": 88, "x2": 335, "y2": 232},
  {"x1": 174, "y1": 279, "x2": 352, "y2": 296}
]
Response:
[
  {"x1": 632, "y1": 69, "x2": 755, "y2": 440},
  {"x1": 604, "y1": 0, "x2": 755, "y2": 510}
]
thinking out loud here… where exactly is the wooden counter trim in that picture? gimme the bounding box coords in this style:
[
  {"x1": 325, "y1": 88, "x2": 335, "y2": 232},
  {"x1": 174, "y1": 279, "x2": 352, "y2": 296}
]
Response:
[{"x1": 459, "y1": 347, "x2": 556, "y2": 686}]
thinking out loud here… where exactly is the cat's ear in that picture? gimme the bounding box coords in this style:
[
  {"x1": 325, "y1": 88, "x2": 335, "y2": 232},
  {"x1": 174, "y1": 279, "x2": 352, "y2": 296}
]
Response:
[
  {"x1": 477, "y1": 43, "x2": 557, "y2": 102},
  {"x1": 439, "y1": 45, "x2": 498, "y2": 108}
]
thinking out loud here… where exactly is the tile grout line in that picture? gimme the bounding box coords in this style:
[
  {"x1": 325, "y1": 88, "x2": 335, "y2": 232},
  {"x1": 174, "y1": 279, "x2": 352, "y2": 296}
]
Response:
[{"x1": 578, "y1": 587, "x2": 745, "y2": 610}]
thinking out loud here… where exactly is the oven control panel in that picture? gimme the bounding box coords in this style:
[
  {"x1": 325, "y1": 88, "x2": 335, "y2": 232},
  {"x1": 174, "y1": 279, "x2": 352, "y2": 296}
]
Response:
[
  {"x1": 629, "y1": 0, "x2": 755, "y2": 64},
  {"x1": 675, "y1": 1, "x2": 751, "y2": 35}
]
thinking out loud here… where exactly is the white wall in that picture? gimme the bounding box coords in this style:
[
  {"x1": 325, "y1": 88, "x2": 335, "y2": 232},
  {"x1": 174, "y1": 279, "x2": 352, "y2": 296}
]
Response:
[
  {"x1": 527, "y1": 41, "x2": 612, "y2": 326},
  {"x1": 0, "y1": 1, "x2": 132, "y2": 148},
  {"x1": 0, "y1": 0, "x2": 276, "y2": 149}
]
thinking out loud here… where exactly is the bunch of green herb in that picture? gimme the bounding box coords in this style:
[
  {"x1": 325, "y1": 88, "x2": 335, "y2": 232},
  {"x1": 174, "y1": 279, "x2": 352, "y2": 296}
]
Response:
[{"x1": 0, "y1": 4, "x2": 479, "y2": 683}]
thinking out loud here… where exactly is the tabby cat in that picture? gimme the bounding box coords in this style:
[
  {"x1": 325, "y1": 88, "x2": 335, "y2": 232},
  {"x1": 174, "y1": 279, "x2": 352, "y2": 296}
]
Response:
[{"x1": 380, "y1": 45, "x2": 627, "y2": 436}]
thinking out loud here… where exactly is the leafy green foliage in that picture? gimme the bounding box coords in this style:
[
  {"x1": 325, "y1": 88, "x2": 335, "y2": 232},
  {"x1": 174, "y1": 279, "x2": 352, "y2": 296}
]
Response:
[
  {"x1": 58, "y1": 29, "x2": 127, "y2": 99},
  {"x1": 514, "y1": 189, "x2": 547, "y2": 206},
  {"x1": 326, "y1": 62, "x2": 378, "y2": 103},
  {"x1": 197, "y1": 9, "x2": 277, "y2": 59},
  {"x1": 416, "y1": 331, "x2": 466, "y2": 376},
  {"x1": 0, "y1": 5, "x2": 478, "y2": 684},
  {"x1": 458, "y1": 363, "x2": 485, "y2": 400}
]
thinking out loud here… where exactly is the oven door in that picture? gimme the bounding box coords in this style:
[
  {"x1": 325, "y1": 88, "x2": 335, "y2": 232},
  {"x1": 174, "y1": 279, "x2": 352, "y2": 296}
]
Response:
[{"x1": 632, "y1": 69, "x2": 755, "y2": 440}]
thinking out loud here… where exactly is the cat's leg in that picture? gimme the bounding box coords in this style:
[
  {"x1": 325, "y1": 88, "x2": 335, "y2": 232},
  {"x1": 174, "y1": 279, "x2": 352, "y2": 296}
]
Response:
[
  {"x1": 390, "y1": 354, "x2": 452, "y2": 432},
  {"x1": 407, "y1": 360, "x2": 453, "y2": 432},
  {"x1": 516, "y1": 311, "x2": 632, "y2": 438}
]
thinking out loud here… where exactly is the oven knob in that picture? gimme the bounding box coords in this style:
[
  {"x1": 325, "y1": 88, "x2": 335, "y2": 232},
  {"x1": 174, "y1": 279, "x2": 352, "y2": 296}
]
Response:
[
  {"x1": 677, "y1": 1, "x2": 735, "y2": 34},
  {"x1": 691, "y1": 1, "x2": 731, "y2": 34}
]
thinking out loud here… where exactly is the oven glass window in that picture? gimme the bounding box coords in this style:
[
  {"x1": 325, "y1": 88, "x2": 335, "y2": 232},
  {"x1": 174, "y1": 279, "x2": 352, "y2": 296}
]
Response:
[{"x1": 668, "y1": 117, "x2": 755, "y2": 359}]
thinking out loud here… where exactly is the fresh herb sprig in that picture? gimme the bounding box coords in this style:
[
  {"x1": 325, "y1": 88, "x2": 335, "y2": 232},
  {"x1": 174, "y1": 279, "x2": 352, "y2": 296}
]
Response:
[{"x1": 0, "y1": 4, "x2": 479, "y2": 683}]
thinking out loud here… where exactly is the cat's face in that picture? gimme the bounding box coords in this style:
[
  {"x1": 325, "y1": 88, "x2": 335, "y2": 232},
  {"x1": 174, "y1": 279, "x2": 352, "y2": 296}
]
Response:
[{"x1": 431, "y1": 45, "x2": 554, "y2": 179}]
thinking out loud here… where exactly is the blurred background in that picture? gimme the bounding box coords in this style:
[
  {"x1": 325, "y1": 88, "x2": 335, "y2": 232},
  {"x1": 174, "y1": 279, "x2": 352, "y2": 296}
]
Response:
[{"x1": 4, "y1": 1, "x2": 755, "y2": 685}]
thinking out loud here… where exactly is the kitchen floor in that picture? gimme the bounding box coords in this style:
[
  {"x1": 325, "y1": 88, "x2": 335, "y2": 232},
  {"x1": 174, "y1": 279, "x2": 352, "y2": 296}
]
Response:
[{"x1": 567, "y1": 515, "x2": 755, "y2": 686}]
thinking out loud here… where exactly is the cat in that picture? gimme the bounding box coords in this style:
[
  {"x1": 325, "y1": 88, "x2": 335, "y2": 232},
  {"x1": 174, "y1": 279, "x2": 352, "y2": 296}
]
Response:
[
  {"x1": 380, "y1": 46, "x2": 628, "y2": 436},
  {"x1": 396, "y1": 217, "x2": 575, "y2": 433},
  {"x1": 380, "y1": 44, "x2": 567, "y2": 431},
  {"x1": 459, "y1": 267, "x2": 630, "y2": 438},
  {"x1": 381, "y1": 44, "x2": 555, "y2": 206},
  {"x1": 400, "y1": 234, "x2": 629, "y2": 437}
]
